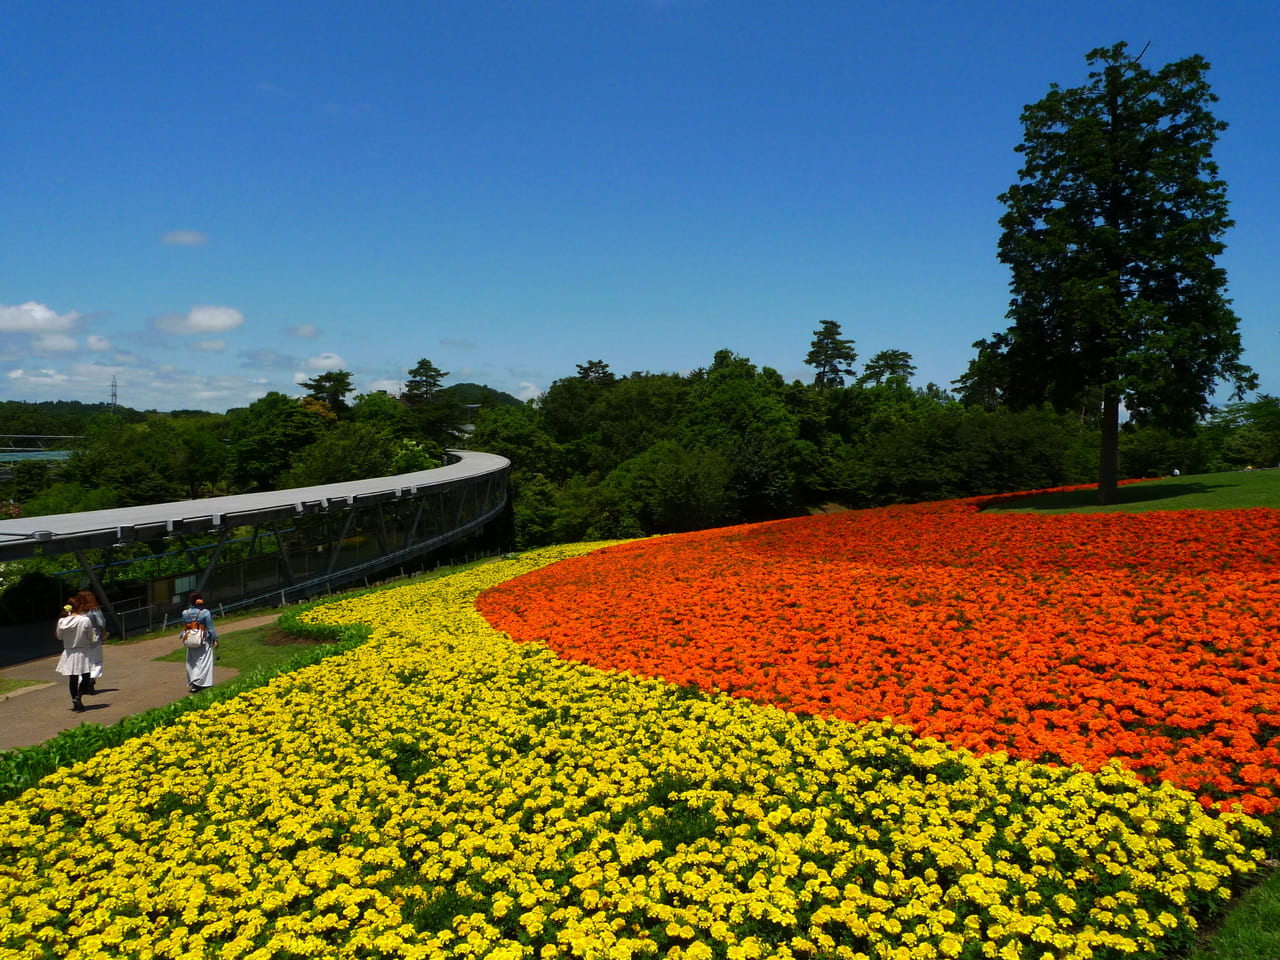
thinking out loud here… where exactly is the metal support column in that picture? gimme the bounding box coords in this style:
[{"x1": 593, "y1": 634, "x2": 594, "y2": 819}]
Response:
[
  {"x1": 325, "y1": 505, "x2": 359, "y2": 576},
  {"x1": 195, "y1": 527, "x2": 234, "y2": 594},
  {"x1": 73, "y1": 549, "x2": 120, "y2": 637}
]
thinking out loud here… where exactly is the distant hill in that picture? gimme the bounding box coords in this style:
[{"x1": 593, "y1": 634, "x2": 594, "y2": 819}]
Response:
[
  {"x1": 2, "y1": 384, "x2": 524, "y2": 432},
  {"x1": 439, "y1": 383, "x2": 525, "y2": 408},
  {"x1": 0, "y1": 399, "x2": 141, "y2": 437}
]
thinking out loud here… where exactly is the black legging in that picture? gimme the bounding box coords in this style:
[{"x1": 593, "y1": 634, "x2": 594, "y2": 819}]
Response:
[{"x1": 68, "y1": 674, "x2": 89, "y2": 698}]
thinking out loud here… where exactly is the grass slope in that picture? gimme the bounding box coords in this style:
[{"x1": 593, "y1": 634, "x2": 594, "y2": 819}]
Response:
[
  {"x1": 987, "y1": 468, "x2": 1280, "y2": 513},
  {"x1": 153, "y1": 622, "x2": 331, "y2": 672}
]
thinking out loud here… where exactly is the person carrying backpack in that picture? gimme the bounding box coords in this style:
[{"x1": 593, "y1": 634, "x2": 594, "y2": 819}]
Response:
[{"x1": 181, "y1": 591, "x2": 219, "y2": 694}]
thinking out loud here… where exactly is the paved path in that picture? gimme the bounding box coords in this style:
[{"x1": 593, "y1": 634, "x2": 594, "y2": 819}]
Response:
[{"x1": 0, "y1": 614, "x2": 279, "y2": 752}]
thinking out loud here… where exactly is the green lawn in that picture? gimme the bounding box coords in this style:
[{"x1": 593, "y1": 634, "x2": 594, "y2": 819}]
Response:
[
  {"x1": 0, "y1": 678, "x2": 43, "y2": 698},
  {"x1": 1192, "y1": 871, "x2": 1280, "y2": 960},
  {"x1": 986, "y1": 468, "x2": 1280, "y2": 513},
  {"x1": 153, "y1": 622, "x2": 330, "y2": 672}
]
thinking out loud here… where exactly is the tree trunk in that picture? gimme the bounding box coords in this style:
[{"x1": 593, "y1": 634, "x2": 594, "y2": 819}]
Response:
[{"x1": 1097, "y1": 385, "x2": 1121, "y2": 505}]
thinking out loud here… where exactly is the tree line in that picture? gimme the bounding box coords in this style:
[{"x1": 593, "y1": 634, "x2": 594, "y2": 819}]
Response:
[
  {"x1": 3, "y1": 334, "x2": 1277, "y2": 551},
  {"x1": 1, "y1": 360, "x2": 522, "y2": 516},
  {"x1": 466, "y1": 341, "x2": 1278, "y2": 547}
]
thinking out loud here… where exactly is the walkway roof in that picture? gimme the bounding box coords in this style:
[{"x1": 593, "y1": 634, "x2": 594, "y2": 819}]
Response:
[{"x1": 0, "y1": 450, "x2": 509, "y2": 562}]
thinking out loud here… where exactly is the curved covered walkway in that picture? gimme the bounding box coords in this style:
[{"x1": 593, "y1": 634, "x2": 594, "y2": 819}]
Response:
[
  {"x1": 0, "y1": 451, "x2": 510, "y2": 661},
  {"x1": 0, "y1": 450, "x2": 510, "y2": 560}
]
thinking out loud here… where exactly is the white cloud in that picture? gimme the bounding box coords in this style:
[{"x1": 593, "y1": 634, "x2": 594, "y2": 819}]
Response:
[
  {"x1": 2, "y1": 354, "x2": 326, "y2": 413},
  {"x1": 86, "y1": 334, "x2": 112, "y2": 351},
  {"x1": 34, "y1": 334, "x2": 78, "y2": 352},
  {"x1": 304, "y1": 352, "x2": 346, "y2": 370},
  {"x1": 161, "y1": 230, "x2": 209, "y2": 247},
  {"x1": 286, "y1": 323, "x2": 320, "y2": 339},
  {"x1": 62, "y1": 361, "x2": 264, "y2": 411},
  {"x1": 366, "y1": 378, "x2": 403, "y2": 395},
  {"x1": 153, "y1": 305, "x2": 246, "y2": 335},
  {"x1": 0, "y1": 301, "x2": 80, "y2": 332},
  {"x1": 196, "y1": 340, "x2": 227, "y2": 352},
  {"x1": 515, "y1": 381, "x2": 541, "y2": 402},
  {"x1": 0, "y1": 362, "x2": 121, "y2": 406},
  {"x1": 6, "y1": 368, "x2": 71, "y2": 386},
  {"x1": 440, "y1": 337, "x2": 477, "y2": 349}
]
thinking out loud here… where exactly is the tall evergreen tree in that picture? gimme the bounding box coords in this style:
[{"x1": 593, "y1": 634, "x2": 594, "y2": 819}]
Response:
[
  {"x1": 298, "y1": 370, "x2": 355, "y2": 416},
  {"x1": 978, "y1": 42, "x2": 1254, "y2": 503},
  {"x1": 952, "y1": 338, "x2": 1009, "y2": 411},
  {"x1": 402, "y1": 358, "x2": 449, "y2": 405},
  {"x1": 859, "y1": 349, "x2": 917, "y2": 386},
  {"x1": 575, "y1": 360, "x2": 616, "y2": 385},
  {"x1": 805, "y1": 320, "x2": 857, "y2": 389}
]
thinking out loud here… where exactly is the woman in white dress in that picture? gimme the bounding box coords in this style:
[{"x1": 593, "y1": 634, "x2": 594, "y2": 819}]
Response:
[
  {"x1": 55, "y1": 598, "x2": 96, "y2": 712},
  {"x1": 181, "y1": 592, "x2": 219, "y2": 694}
]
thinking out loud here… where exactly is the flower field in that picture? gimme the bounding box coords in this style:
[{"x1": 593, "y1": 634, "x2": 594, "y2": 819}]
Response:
[
  {"x1": 478, "y1": 493, "x2": 1280, "y2": 817},
  {"x1": 0, "y1": 493, "x2": 1275, "y2": 959}
]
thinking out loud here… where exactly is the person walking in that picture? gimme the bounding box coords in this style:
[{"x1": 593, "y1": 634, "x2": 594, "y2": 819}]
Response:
[
  {"x1": 76, "y1": 589, "x2": 107, "y2": 695},
  {"x1": 55, "y1": 598, "x2": 96, "y2": 712},
  {"x1": 181, "y1": 591, "x2": 219, "y2": 694}
]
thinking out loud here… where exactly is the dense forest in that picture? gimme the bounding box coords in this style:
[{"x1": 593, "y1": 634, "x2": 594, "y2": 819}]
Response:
[{"x1": 3, "y1": 335, "x2": 1279, "y2": 552}]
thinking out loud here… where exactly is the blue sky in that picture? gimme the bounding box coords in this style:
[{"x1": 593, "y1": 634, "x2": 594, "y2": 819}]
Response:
[{"x1": 3, "y1": 1, "x2": 1277, "y2": 412}]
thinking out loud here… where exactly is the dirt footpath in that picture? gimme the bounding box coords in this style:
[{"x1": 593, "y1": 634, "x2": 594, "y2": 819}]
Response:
[{"x1": 0, "y1": 614, "x2": 279, "y2": 752}]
